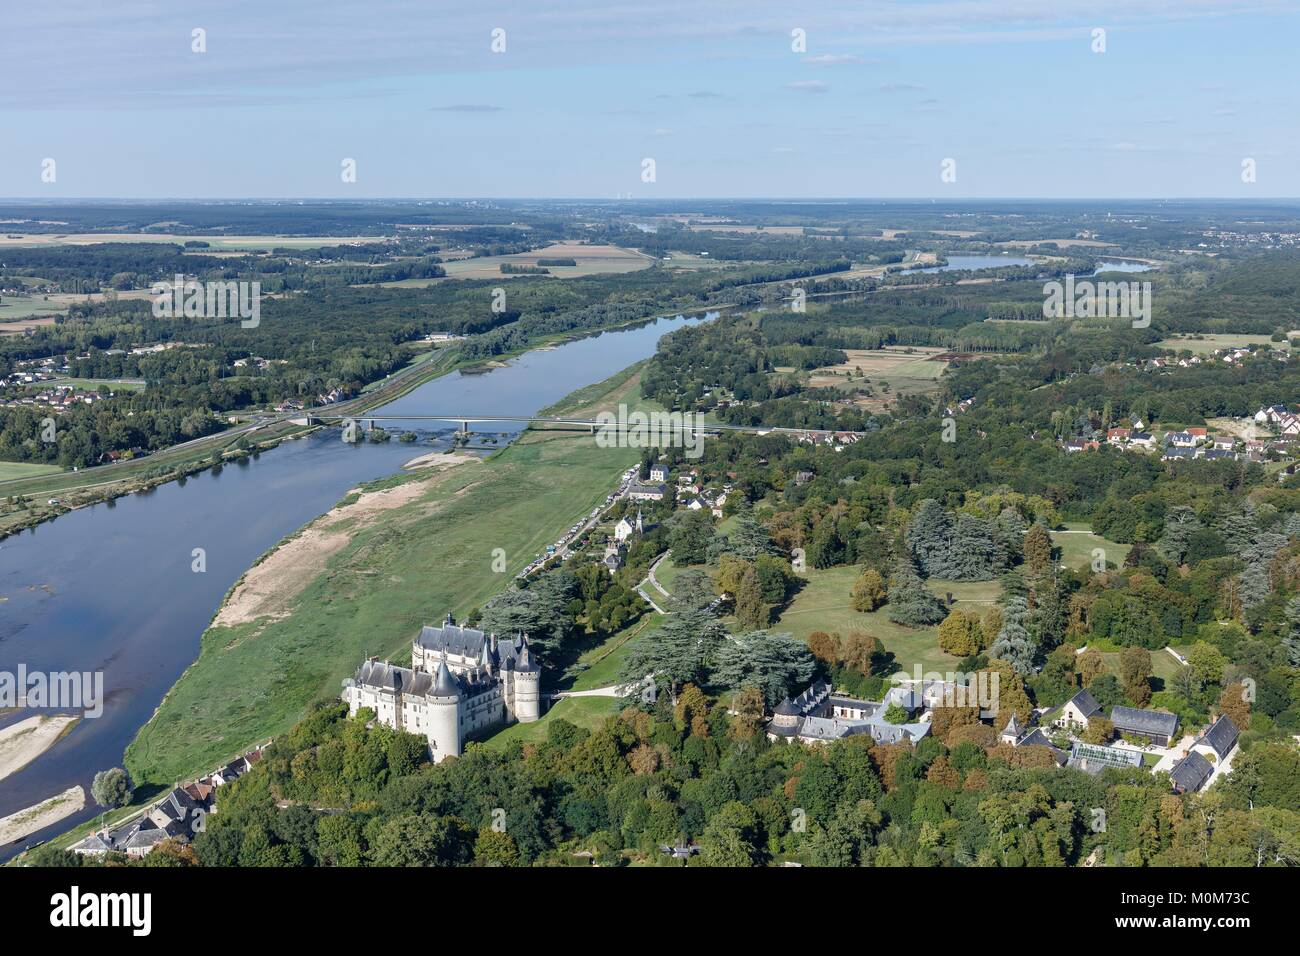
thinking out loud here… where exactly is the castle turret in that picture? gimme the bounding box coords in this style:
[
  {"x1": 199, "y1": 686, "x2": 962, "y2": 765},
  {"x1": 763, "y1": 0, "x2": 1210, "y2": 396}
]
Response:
[
  {"x1": 511, "y1": 639, "x2": 541, "y2": 723},
  {"x1": 427, "y1": 657, "x2": 463, "y2": 762}
]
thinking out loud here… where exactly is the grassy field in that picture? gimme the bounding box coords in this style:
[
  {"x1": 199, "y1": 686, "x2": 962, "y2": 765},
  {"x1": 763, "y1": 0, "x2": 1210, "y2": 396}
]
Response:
[
  {"x1": 377, "y1": 243, "x2": 656, "y2": 286},
  {"x1": 774, "y1": 566, "x2": 1000, "y2": 674},
  {"x1": 567, "y1": 613, "x2": 663, "y2": 692},
  {"x1": 477, "y1": 696, "x2": 619, "y2": 749},
  {"x1": 1157, "y1": 334, "x2": 1292, "y2": 353},
  {"x1": 43, "y1": 377, "x2": 146, "y2": 392},
  {"x1": 0, "y1": 461, "x2": 63, "y2": 481},
  {"x1": 1052, "y1": 522, "x2": 1131, "y2": 571},
  {"x1": 124, "y1": 373, "x2": 647, "y2": 787},
  {"x1": 0, "y1": 296, "x2": 70, "y2": 320}
]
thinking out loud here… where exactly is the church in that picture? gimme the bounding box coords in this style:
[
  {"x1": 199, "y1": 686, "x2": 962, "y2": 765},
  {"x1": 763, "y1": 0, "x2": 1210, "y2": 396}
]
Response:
[{"x1": 342, "y1": 613, "x2": 541, "y2": 762}]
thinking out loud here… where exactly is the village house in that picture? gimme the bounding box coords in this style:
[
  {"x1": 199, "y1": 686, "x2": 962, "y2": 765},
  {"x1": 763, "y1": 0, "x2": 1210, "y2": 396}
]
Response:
[
  {"x1": 1051, "y1": 688, "x2": 1102, "y2": 732},
  {"x1": 626, "y1": 481, "x2": 666, "y2": 502}
]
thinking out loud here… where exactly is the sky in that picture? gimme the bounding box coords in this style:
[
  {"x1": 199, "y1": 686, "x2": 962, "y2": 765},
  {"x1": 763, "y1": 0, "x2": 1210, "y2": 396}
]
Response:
[{"x1": 1, "y1": 0, "x2": 1297, "y2": 199}]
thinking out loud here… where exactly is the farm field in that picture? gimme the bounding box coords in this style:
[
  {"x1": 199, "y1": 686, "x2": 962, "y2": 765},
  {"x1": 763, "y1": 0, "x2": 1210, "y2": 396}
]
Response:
[
  {"x1": 1157, "y1": 333, "x2": 1292, "y2": 353},
  {"x1": 0, "y1": 297, "x2": 69, "y2": 320},
  {"x1": 0, "y1": 233, "x2": 383, "y2": 250},
  {"x1": 774, "y1": 565, "x2": 999, "y2": 674},
  {"x1": 377, "y1": 243, "x2": 656, "y2": 285}
]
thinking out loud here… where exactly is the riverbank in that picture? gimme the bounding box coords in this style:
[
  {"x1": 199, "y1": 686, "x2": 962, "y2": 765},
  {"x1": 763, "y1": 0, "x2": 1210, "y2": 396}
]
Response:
[
  {"x1": 124, "y1": 367, "x2": 651, "y2": 787},
  {"x1": 0, "y1": 715, "x2": 80, "y2": 782},
  {"x1": 212, "y1": 452, "x2": 478, "y2": 629},
  {"x1": 0, "y1": 785, "x2": 85, "y2": 846}
]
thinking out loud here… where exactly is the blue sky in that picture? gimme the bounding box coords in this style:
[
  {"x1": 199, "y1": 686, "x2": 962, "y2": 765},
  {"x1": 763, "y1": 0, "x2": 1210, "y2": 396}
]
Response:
[{"x1": 1, "y1": 0, "x2": 1296, "y2": 198}]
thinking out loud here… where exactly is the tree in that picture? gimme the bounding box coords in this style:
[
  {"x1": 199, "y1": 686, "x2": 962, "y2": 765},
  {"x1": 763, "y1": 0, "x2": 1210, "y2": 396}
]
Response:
[
  {"x1": 699, "y1": 801, "x2": 761, "y2": 867},
  {"x1": 91, "y1": 767, "x2": 132, "y2": 809},
  {"x1": 1187, "y1": 640, "x2": 1227, "y2": 690},
  {"x1": 1217, "y1": 683, "x2": 1252, "y2": 732},
  {"x1": 906, "y1": 499, "x2": 953, "y2": 577},
  {"x1": 710, "y1": 630, "x2": 815, "y2": 706},
  {"x1": 1159, "y1": 505, "x2": 1202, "y2": 565},
  {"x1": 1082, "y1": 716, "x2": 1114, "y2": 745},
  {"x1": 731, "y1": 562, "x2": 770, "y2": 629},
  {"x1": 850, "y1": 567, "x2": 887, "y2": 612},
  {"x1": 989, "y1": 595, "x2": 1035, "y2": 674},
  {"x1": 668, "y1": 508, "x2": 714, "y2": 565},
  {"x1": 1077, "y1": 647, "x2": 1107, "y2": 686},
  {"x1": 886, "y1": 557, "x2": 948, "y2": 627},
  {"x1": 368, "y1": 814, "x2": 473, "y2": 866},
  {"x1": 728, "y1": 685, "x2": 767, "y2": 739},
  {"x1": 619, "y1": 606, "x2": 726, "y2": 696},
  {"x1": 1118, "y1": 646, "x2": 1154, "y2": 708},
  {"x1": 937, "y1": 609, "x2": 984, "y2": 657},
  {"x1": 1023, "y1": 523, "x2": 1053, "y2": 577},
  {"x1": 474, "y1": 829, "x2": 520, "y2": 867}
]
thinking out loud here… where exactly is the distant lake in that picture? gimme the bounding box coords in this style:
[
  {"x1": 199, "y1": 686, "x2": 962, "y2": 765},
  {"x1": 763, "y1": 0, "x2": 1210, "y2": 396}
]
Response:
[
  {"x1": 899, "y1": 254, "x2": 1034, "y2": 274},
  {"x1": 1091, "y1": 259, "x2": 1153, "y2": 274}
]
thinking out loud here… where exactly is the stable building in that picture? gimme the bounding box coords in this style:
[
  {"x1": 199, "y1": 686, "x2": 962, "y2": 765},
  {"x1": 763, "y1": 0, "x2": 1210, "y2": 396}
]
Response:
[{"x1": 1110, "y1": 706, "x2": 1179, "y2": 747}]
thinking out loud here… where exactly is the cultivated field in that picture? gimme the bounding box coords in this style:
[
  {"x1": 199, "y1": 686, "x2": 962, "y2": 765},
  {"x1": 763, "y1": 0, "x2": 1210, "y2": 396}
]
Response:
[
  {"x1": 377, "y1": 242, "x2": 657, "y2": 286},
  {"x1": 0, "y1": 233, "x2": 384, "y2": 250},
  {"x1": 1157, "y1": 333, "x2": 1293, "y2": 354}
]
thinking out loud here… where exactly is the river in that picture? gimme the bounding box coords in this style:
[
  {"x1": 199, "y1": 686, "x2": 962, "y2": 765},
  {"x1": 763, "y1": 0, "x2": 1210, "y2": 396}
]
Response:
[{"x1": 0, "y1": 311, "x2": 706, "y2": 855}]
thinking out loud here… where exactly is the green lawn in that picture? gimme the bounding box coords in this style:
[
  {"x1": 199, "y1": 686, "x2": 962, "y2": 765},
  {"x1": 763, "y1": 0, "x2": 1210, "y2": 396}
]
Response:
[
  {"x1": 0, "y1": 461, "x2": 63, "y2": 481},
  {"x1": 0, "y1": 297, "x2": 68, "y2": 319},
  {"x1": 774, "y1": 566, "x2": 1000, "y2": 674},
  {"x1": 568, "y1": 613, "x2": 662, "y2": 692},
  {"x1": 42, "y1": 377, "x2": 146, "y2": 392},
  {"x1": 477, "y1": 696, "x2": 620, "y2": 750},
  {"x1": 1052, "y1": 522, "x2": 1130, "y2": 571},
  {"x1": 125, "y1": 375, "x2": 647, "y2": 787}
]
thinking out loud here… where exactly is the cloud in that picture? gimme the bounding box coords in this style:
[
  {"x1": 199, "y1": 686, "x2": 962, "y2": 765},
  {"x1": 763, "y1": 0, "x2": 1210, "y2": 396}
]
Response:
[
  {"x1": 877, "y1": 83, "x2": 926, "y2": 93},
  {"x1": 429, "y1": 104, "x2": 504, "y2": 112},
  {"x1": 653, "y1": 128, "x2": 674, "y2": 136},
  {"x1": 786, "y1": 80, "x2": 830, "y2": 93}
]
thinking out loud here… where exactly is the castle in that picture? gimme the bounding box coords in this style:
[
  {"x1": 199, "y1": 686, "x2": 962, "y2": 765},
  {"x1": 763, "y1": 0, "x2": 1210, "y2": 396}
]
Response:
[{"x1": 342, "y1": 613, "x2": 541, "y2": 762}]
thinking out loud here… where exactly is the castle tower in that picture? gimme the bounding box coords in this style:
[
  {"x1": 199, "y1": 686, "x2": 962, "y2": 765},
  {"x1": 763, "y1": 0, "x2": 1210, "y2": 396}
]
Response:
[
  {"x1": 512, "y1": 638, "x2": 541, "y2": 723},
  {"x1": 426, "y1": 656, "x2": 463, "y2": 762}
]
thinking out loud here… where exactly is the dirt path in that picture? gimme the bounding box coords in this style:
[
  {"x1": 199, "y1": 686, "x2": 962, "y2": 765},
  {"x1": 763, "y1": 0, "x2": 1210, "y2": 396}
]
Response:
[{"x1": 212, "y1": 453, "x2": 478, "y2": 628}]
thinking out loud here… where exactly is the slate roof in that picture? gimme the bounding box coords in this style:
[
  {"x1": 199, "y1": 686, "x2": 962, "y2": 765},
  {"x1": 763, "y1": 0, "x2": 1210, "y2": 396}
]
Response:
[
  {"x1": 1017, "y1": 728, "x2": 1068, "y2": 764},
  {"x1": 417, "y1": 618, "x2": 537, "y2": 672},
  {"x1": 1110, "y1": 705, "x2": 1179, "y2": 739},
  {"x1": 1066, "y1": 688, "x2": 1102, "y2": 719},
  {"x1": 1197, "y1": 714, "x2": 1239, "y2": 759},
  {"x1": 351, "y1": 659, "x2": 436, "y2": 697},
  {"x1": 1169, "y1": 752, "x2": 1214, "y2": 793}
]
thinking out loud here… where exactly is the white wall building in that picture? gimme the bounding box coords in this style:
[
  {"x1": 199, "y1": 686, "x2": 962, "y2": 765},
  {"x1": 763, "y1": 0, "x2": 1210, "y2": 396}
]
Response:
[{"x1": 343, "y1": 614, "x2": 541, "y2": 762}]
